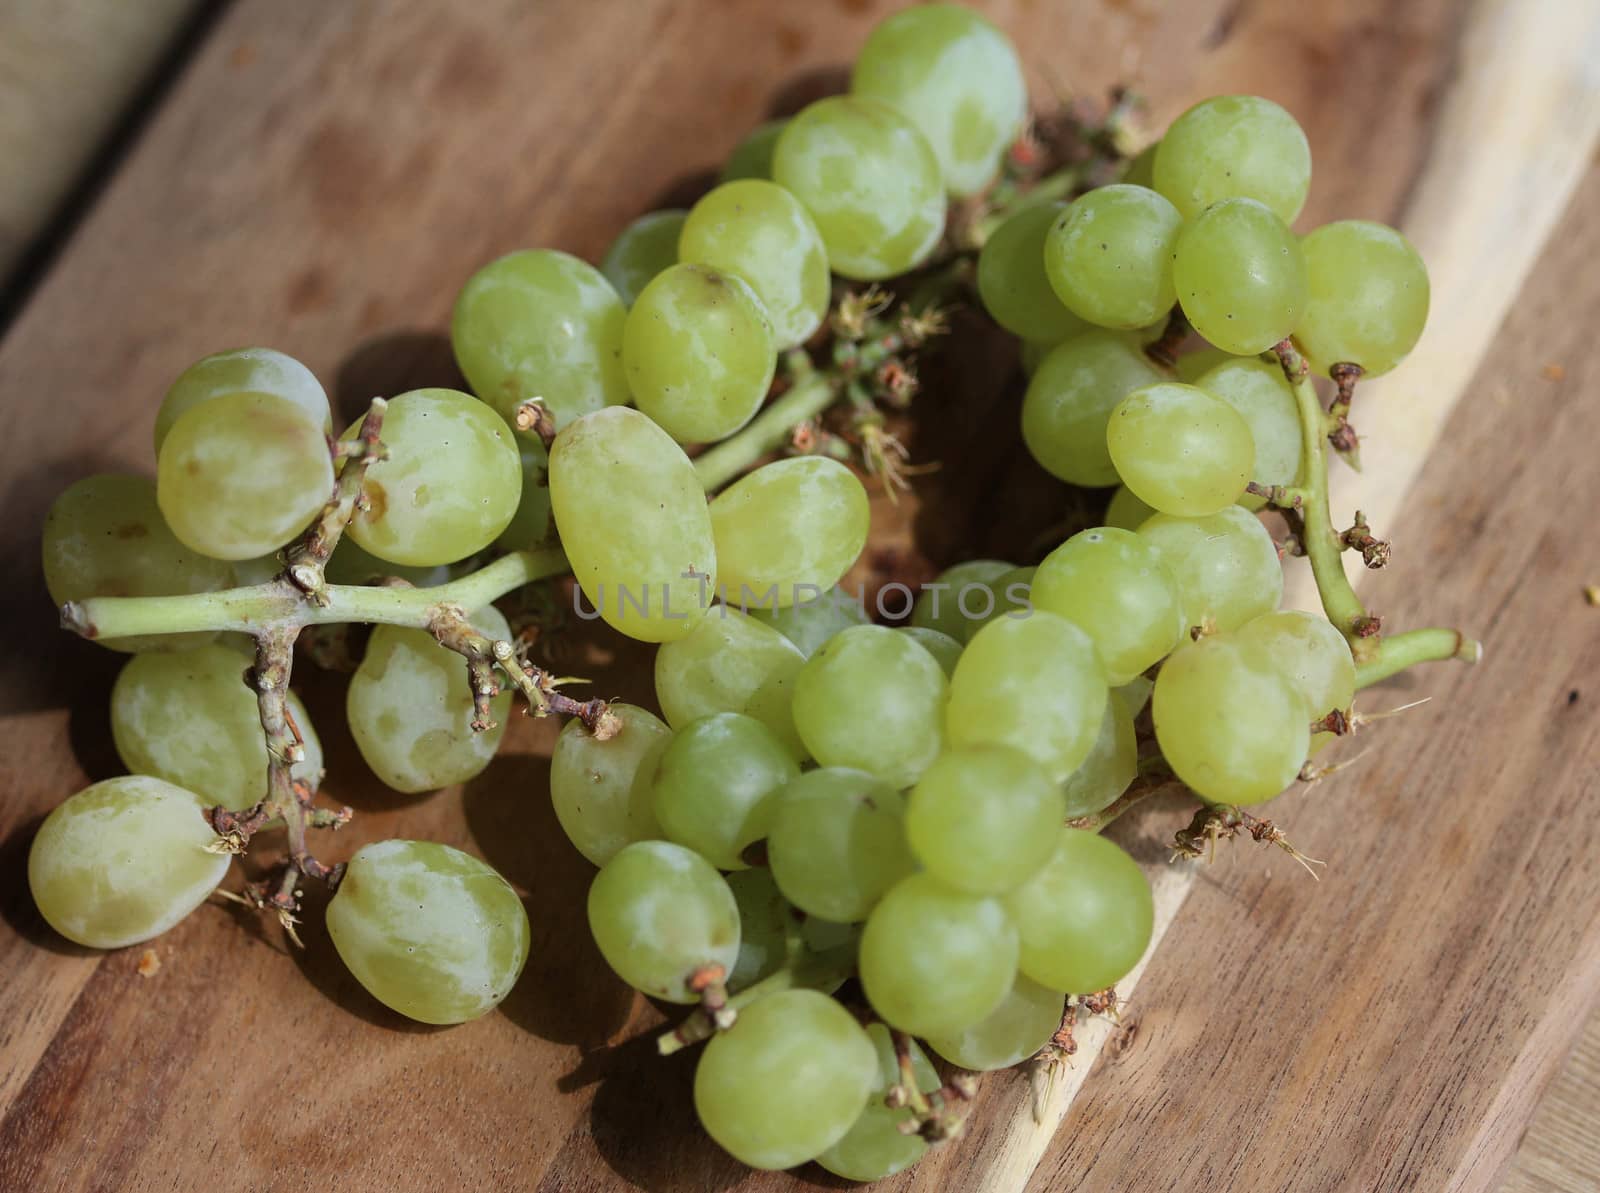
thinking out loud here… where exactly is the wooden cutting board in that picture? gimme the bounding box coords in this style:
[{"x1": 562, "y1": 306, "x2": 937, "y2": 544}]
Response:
[{"x1": 1, "y1": 3, "x2": 1597, "y2": 1191}]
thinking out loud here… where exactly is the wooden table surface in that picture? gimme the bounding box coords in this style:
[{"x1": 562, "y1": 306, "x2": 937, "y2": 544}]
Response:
[{"x1": 1, "y1": 2, "x2": 1597, "y2": 1191}]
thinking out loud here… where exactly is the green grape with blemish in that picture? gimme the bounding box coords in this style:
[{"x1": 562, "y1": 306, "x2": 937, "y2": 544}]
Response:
[
  {"x1": 156, "y1": 391, "x2": 334, "y2": 561},
  {"x1": 1044, "y1": 184, "x2": 1183, "y2": 331},
  {"x1": 587, "y1": 840, "x2": 740, "y2": 1003},
  {"x1": 767, "y1": 768, "x2": 917, "y2": 923},
  {"x1": 29, "y1": 776, "x2": 231, "y2": 950},
  {"x1": 600, "y1": 209, "x2": 686, "y2": 307},
  {"x1": 652, "y1": 713, "x2": 799, "y2": 871},
  {"x1": 153, "y1": 346, "x2": 330, "y2": 454},
  {"x1": 773, "y1": 96, "x2": 945, "y2": 281},
  {"x1": 654, "y1": 606, "x2": 807, "y2": 757},
  {"x1": 926, "y1": 974, "x2": 1066, "y2": 1071},
  {"x1": 1107, "y1": 382, "x2": 1255, "y2": 517},
  {"x1": 1137, "y1": 506, "x2": 1283, "y2": 634},
  {"x1": 816, "y1": 1023, "x2": 939, "y2": 1181},
  {"x1": 451, "y1": 248, "x2": 629, "y2": 431},
  {"x1": 1021, "y1": 330, "x2": 1167, "y2": 487},
  {"x1": 1295, "y1": 220, "x2": 1430, "y2": 378},
  {"x1": 550, "y1": 703, "x2": 672, "y2": 867},
  {"x1": 550, "y1": 406, "x2": 717, "y2": 643},
  {"x1": 1153, "y1": 95, "x2": 1311, "y2": 223},
  {"x1": 42, "y1": 473, "x2": 233, "y2": 653},
  {"x1": 1172, "y1": 198, "x2": 1307, "y2": 356},
  {"x1": 341, "y1": 388, "x2": 521, "y2": 567},
  {"x1": 326, "y1": 840, "x2": 529, "y2": 1025}
]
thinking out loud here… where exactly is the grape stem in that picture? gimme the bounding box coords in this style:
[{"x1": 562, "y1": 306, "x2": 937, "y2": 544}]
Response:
[
  {"x1": 284, "y1": 397, "x2": 389, "y2": 605},
  {"x1": 691, "y1": 373, "x2": 838, "y2": 492},
  {"x1": 656, "y1": 944, "x2": 855, "y2": 1056},
  {"x1": 1272, "y1": 339, "x2": 1481, "y2": 681}
]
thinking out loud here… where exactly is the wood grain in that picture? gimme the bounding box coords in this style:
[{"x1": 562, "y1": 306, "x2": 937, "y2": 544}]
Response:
[{"x1": 0, "y1": 2, "x2": 1596, "y2": 1191}]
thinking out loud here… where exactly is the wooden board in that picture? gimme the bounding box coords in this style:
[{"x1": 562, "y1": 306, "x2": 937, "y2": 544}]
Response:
[{"x1": 1, "y1": 2, "x2": 1597, "y2": 1191}]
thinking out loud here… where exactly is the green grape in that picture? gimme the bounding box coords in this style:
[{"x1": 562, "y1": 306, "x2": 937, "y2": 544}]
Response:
[
  {"x1": 550, "y1": 407, "x2": 716, "y2": 643},
  {"x1": 654, "y1": 606, "x2": 807, "y2": 757},
  {"x1": 747, "y1": 586, "x2": 870, "y2": 656},
  {"x1": 1104, "y1": 484, "x2": 1158, "y2": 532},
  {"x1": 587, "y1": 840, "x2": 740, "y2": 1002},
  {"x1": 325, "y1": 840, "x2": 529, "y2": 1025},
  {"x1": 451, "y1": 248, "x2": 629, "y2": 431},
  {"x1": 622, "y1": 263, "x2": 776, "y2": 444},
  {"x1": 947, "y1": 613, "x2": 1108, "y2": 783},
  {"x1": 1032, "y1": 526, "x2": 1185, "y2": 684},
  {"x1": 860, "y1": 872, "x2": 1018, "y2": 1036},
  {"x1": 1021, "y1": 330, "x2": 1167, "y2": 486},
  {"x1": 1172, "y1": 344, "x2": 1236, "y2": 383},
  {"x1": 800, "y1": 911, "x2": 861, "y2": 957},
  {"x1": 772, "y1": 96, "x2": 944, "y2": 281},
  {"x1": 550, "y1": 703, "x2": 672, "y2": 867},
  {"x1": 28, "y1": 776, "x2": 230, "y2": 949},
  {"x1": 709, "y1": 458, "x2": 869, "y2": 610},
  {"x1": 1044, "y1": 184, "x2": 1183, "y2": 330},
  {"x1": 1153, "y1": 633, "x2": 1310, "y2": 804},
  {"x1": 721, "y1": 119, "x2": 788, "y2": 183},
  {"x1": 977, "y1": 203, "x2": 1088, "y2": 344},
  {"x1": 1194, "y1": 357, "x2": 1301, "y2": 508},
  {"x1": 1107, "y1": 382, "x2": 1255, "y2": 516},
  {"x1": 41, "y1": 473, "x2": 233, "y2": 652},
  {"x1": 1117, "y1": 675, "x2": 1155, "y2": 717},
  {"x1": 1153, "y1": 95, "x2": 1311, "y2": 223},
  {"x1": 156, "y1": 391, "x2": 334, "y2": 561},
  {"x1": 850, "y1": 3, "x2": 1025, "y2": 197},
  {"x1": 1122, "y1": 142, "x2": 1159, "y2": 189},
  {"x1": 1060, "y1": 689, "x2": 1138, "y2": 819},
  {"x1": 726, "y1": 868, "x2": 791, "y2": 990},
  {"x1": 694, "y1": 988, "x2": 877, "y2": 1170},
  {"x1": 1005, "y1": 828, "x2": 1153, "y2": 993},
  {"x1": 153, "y1": 346, "x2": 330, "y2": 454},
  {"x1": 906, "y1": 746, "x2": 1064, "y2": 895},
  {"x1": 496, "y1": 438, "x2": 553, "y2": 551},
  {"x1": 324, "y1": 538, "x2": 451, "y2": 587},
  {"x1": 791, "y1": 625, "x2": 948, "y2": 787},
  {"x1": 679, "y1": 180, "x2": 831, "y2": 349},
  {"x1": 1019, "y1": 338, "x2": 1051, "y2": 377},
  {"x1": 1235, "y1": 609, "x2": 1354, "y2": 719},
  {"x1": 346, "y1": 605, "x2": 513, "y2": 793},
  {"x1": 966, "y1": 565, "x2": 1036, "y2": 637},
  {"x1": 1296, "y1": 220, "x2": 1430, "y2": 378},
  {"x1": 898, "y1": 625, "x2": 963, "y2": 677},
  {"x1": 767, "y1": 768, "x2": 916, "y2": 923},
  {"x1": 599, "y1": 209, "x2": 687, "y2": 307},
  {"x1": 910, "y1": 558, "x2": 1013, "y2": 641},
  {"x1": 926, "y1": 975, "x2": 1065, "y2": 1071},
  {"x1": 1172, "y1": 198, "x2": 1307, "y2": 355},
  {"x1": 816, "y1": 1024, "x2": 939, "y2": 1181},
  {"x1": 652, "y1": 713, "x2": 799, "y2": 870},
  {"x1": 112, "y1": 642, "x2": 323, "y2": 812},
  {"x1": 1137, "y1": 506, "x2": 1283, "y2": 633},
  {"x1": 341, "y1": 388, "x2": 521, "y2": 567}
]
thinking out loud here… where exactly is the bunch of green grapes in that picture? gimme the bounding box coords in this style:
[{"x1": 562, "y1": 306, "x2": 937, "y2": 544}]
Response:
[{"x1": 28, "y1": 1, "x2": 1458, "y2": 1183}]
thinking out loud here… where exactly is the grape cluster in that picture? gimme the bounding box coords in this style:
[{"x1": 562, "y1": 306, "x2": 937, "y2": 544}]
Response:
[{"x1": 28, "y1": 2, "x2": 1470, "y2": 1183}]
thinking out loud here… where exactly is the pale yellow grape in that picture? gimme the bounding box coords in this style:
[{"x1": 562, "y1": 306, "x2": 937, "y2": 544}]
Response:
[
  {"x1": 1153, "y1": 633, "x2": 1310, "y2": 805},
  {"x1": 496, "y1": 438, "x2": 553, "y2": 551},
  {"x1": 326, "y1": 840, "x2": 529, "y2": 1025},
  {"x1": 709, "y1": 457, "x2": 869, "y2": 609},
  {"x1": 112, "y1": 642, "x2": 323, "y2": 812},
  {"x1": 1153, "y1": 95, "x2": 1311, "y2": 223},
  {"x1": 41, "y1": 473, "x2": 232, "y2": 652},
  {"x1": 1044, "y1": 184, "x2": 1183, "y2": 330},
  {"x1": 694, "y1": 989, "x2": 877, "y2": 1169},
  {"x1": 1172, "y1": 198, "x2": 1307, "y2": 355},
  {"x1": 156, "y1": 391, "x2": 334, "y2": 561},
  {"x1": 550, "y1": 703, "x2": 672, "y2": 867},
  {"x1": 791, "y1": 625, "x2": 948, "y2": 788},
  {"x1": 1021, "y1": 330, "x2": 1166, "y2": 486},
  {"x1": 600, "y1": 209, "x2": 687, "y2": 307},
  {"x1": 1296, "y1": 220, "x2": 1430, "y2": 378},
  {"x1": 721, "y1": 119, "x2": 787, "y2": 183},
  {"x1": 1104, "y1": 484, "x2": 1157, "y2": 532},
  {"x1": 816, "y1": 1024, "x2": 937, "y2": 1180},
  {"x1": 1060, "y1": 689, "x2": 1138, "y2": 819},
  {"x1": 1107, "y1": 382, "x2": 1255, "y2": 516},
  {"x1": 747, "y1": 586, "x2": 871, "y2": 656},
  {"x1": 910, "y1": 558, "x2": 1013, "y2": 641},
  {"x1": 679, "y1": 179, "x2": 831, "y2": 348},
  {"x1": 850, "y1": 3, "x2": 1026, "y2": 197},
  {"x1": 976, "y1": 203, "x2": 1089, "y2": 344},
  {"x1": 654, "y1": 607, "x2": 807, "y2": 757},
  {"x1": 450, "y1": 248, "x2": 629, "y2": 431},
  {"x1": 29, "y1": 776, "x2": 230, "y2": 949},
  {"x1": 1137, "y1": 506, "x2": 1283, "y2": 633},
  {"x1": 773, "y1": 96, "x2": 945, "y2": 281},
  {"x1": 346, "y1": 605, "x2": 513, "y2": 793},
  {"x1": 946, "y1": 613, "x2": 1109, "y2": 783},
  {"x1": 153, "y1": 346, "x2": 330, "y2": 453},
  {"x1": 342, "y1": 388, "x2": 521, "y2": 567},
  {"x1": 926, "y1": 975, "x2": 1065, "y2": 1071},
  {"x1": 1194, "y1": 357, "x2": 1301, "y2": 508},
  {"x1": 550, "y1": 407, "x2": 716, "y2": 643},
  {"x1": 622, "y1": 263, "x2": 776, "y2": 444}
]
